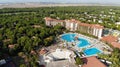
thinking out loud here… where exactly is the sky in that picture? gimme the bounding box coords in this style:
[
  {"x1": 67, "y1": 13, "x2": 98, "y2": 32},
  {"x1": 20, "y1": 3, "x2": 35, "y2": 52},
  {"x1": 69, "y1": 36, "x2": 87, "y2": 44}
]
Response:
[{"x1": 0, "y1": 0, "x2": 120, "y2": 4}]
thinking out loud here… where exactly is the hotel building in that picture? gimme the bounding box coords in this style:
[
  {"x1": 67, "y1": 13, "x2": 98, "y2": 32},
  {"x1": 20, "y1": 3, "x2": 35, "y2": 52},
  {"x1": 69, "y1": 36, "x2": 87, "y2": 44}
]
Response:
[
  {"x1": 65, "y1": 19, "x2": 79, "y2": 31},
  {"x1": 78, "y1": 23, "x2": 104, "y2": 38},
  {"x1": 44, "y1": 17, "x2": 65, "y2": 27},
  {"x1": 44, "y1": 17, "x2": 104, "y2": 38}
]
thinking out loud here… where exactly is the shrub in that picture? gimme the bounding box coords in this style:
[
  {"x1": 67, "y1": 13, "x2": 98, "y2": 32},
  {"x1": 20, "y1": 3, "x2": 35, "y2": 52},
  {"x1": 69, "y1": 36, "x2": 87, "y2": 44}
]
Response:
[{"x1": 75, "y1": 57, "x2": 84, "y2": 65}]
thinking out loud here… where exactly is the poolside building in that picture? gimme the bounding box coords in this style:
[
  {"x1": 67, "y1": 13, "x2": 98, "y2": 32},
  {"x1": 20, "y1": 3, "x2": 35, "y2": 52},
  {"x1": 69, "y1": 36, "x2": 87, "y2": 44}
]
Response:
[
  {"x1": 78, "y1": 23, "x2": 104, "y2": 38},
  {"x1": 44, "y1": 17, "x2": 104, "y2": 38}
]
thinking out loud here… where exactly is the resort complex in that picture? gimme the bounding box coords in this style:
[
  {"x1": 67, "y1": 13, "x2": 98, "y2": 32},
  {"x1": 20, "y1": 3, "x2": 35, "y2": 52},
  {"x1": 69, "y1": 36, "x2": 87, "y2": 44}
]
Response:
[
  {"x1": 39, "y1": 31, "x2": 114, "y2": 67},
  {"x1": 34, "y1": 17, "x2": 120, "y2": 67},
  {"x1": 44, "y1": 17, "x2": 120, "y2": 49},
  {"x1": 1, "y1": 3, "x2": 120, "y2": 67},
  {"x1": 44, "y1": 17, "x2": 104, "y2": 39}
]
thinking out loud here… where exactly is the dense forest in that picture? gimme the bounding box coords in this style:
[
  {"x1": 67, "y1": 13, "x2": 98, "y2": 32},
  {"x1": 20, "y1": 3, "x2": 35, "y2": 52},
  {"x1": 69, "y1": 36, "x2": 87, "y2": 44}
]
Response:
[{"x1": 0, "y1": 6, "x2": 120, "y2": 67}]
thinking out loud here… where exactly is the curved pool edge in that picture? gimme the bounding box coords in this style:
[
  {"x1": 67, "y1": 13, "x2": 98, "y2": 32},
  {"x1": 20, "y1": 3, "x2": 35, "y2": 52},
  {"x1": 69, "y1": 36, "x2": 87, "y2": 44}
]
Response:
[
  {"x1": 60, "y1": 33, "x2": 90, "y2": 48},
  {"x1": 83, "y1": 47, "x2": 102, "y2": 56}
]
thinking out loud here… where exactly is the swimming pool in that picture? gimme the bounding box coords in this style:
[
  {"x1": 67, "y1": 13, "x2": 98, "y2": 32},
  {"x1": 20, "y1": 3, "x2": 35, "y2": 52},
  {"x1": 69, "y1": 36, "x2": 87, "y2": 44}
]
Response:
[
  {"x1": 77, "y1": 38, "x2": 90, "y2": 48},
  {"x1": 61, "y1": 33, "x2": 89, "y2": 47},
  {"x1": 84, "y1": 48, "x2": 101, "y2": 56},
  {"x1": 61, "y1": 33, "x2": 76, "y2": 42}
]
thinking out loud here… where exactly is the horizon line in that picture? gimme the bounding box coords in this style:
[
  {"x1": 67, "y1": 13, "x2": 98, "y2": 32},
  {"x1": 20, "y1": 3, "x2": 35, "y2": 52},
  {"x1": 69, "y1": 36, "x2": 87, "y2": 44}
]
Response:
[{"x1": 0, "y1": 1, "x2": 120, "y2": 4}]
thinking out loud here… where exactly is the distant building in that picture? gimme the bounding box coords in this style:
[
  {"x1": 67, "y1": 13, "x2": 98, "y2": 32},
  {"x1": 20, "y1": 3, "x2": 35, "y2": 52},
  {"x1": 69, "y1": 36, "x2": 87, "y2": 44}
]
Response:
[
  {"x1": 44, "y1": 17, "x2": 104, "y2": 38},
  {"x1": 44, "y1": 17, "x2": 65, "y2": 27}
]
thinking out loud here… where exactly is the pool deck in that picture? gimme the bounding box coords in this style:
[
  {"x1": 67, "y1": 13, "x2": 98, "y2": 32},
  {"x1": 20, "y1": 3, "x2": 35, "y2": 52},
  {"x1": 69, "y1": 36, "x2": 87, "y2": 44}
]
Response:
[
  {"x1": 78, "y1": 33, "x2": 112, "y2": 52},
  {"x1": 60, "y1": 33, "x2": 113, "y2": 56},
  {"x1": 39, "y1": 33, "x2": 112, "y2": 67}
]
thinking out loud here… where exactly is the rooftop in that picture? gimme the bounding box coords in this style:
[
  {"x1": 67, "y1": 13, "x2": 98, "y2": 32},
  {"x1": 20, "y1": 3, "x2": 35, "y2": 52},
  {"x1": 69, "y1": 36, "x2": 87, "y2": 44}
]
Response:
[
  {"x1": 111, "y1": 42, "x2": 120, "y2": 49},
  {"x1": 91, "y1": 24, "x2": 104, "y2": 29},
  {"x1": 101, "y1": 35, "x2": 118, "y2": 44},
  {"x1": 8, "y1": 45, "x2": 15, "y2": 49},
  {"x1": 101, "y1": 35, "x2": 120, "y2": 49},
  {"x1": 45, "y1": 17, "x2": 104, "y2": 29},
  {"x1": 39, "y1": 48, "x2": 48, "y2": 55},
  {"x1": 65, "y1": 19, "x2": 80, "y2": 23},
  {"x1": 82, "y1": 56, "x2": 106, "y2": 67},
  {"x1": 79, "y1": 23, "x2": 104, "y2": 29},
  {"x1": 44, "y1": 17, "x2": 64, "y2": 22}
]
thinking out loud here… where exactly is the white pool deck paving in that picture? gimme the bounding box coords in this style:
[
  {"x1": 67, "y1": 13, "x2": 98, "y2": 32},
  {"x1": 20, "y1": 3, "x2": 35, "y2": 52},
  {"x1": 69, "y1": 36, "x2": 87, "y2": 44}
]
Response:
[{"x1": 61, "y1": 33, "x2": 112, "y2": 55}]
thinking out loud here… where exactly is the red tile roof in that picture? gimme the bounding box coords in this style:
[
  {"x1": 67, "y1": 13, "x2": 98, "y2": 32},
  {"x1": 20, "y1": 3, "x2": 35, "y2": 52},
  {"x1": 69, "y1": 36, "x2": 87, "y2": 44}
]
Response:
[
  {"x1": 111, "y1": 42, "x2": 120, "y2": 49},
  {"x1": 101, "y1": 35, "x2": 120, "y2": 49},
  {"x1": 79, "y1": 23, "x2": 104, "y2": 29},
  {"x1": 44, "y1": 17, "x2": 52, "y2": 20},
  {"x1": 65, "y1": 19, "x2": 80, "y2": 23},
  {"x1": 101, "y1": 35, "x2": 118, "y2": 44},
  {"x1": 39, "y1": 48, "x2": 48, "y2": 55},
  {"x1": 82, "y1": 56, "x2": 106, "y2": 67},
  {"x1": 91, "y1": 24, "x2": 104, "y2": 29}
]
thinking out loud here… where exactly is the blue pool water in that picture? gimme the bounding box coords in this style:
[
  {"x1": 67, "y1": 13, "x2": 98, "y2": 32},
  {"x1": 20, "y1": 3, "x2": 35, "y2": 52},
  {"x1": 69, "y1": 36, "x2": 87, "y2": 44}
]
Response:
[
  {"x1": 84, "y1": 48, "x2": 101, "y2": 56},
  {"x1": 61, "y1": 33, "x2": 89, "y2": 47},
  {"x1": 77, "y1": 38, "x2": 90, "y2": 48},
  {"x1": 61, "y1": 33, "x2": 76, "y2": 42}
]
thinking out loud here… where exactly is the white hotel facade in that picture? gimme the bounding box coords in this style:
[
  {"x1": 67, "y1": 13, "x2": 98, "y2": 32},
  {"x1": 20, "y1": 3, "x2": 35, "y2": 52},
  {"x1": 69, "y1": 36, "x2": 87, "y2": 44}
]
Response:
[{"x1": 44, "y1": 17, "x2": 104, "y2": 38}]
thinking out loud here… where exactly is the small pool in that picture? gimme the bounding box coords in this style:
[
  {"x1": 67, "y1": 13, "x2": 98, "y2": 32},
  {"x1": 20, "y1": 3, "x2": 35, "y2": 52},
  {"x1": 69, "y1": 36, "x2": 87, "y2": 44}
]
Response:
[
  {"x1": 77, "y1": 38, "x2": 90, "y2": 48},
  {"x1": 61, "y1": 33, "x2": 90, "y2": 47},
  {"x1": 84, "y1": 48, "x2": 101, "y2": 56},
  {"x1": 61, "y1": 33, "x2": 76, "y2": 42}
]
